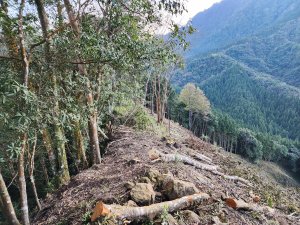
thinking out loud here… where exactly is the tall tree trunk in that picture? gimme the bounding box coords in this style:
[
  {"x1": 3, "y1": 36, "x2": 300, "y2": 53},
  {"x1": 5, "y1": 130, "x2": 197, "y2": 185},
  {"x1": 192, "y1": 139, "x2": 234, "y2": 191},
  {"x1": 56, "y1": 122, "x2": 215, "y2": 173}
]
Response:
[
  {"x1": 63, "y1": 0, "x2": 101, "y2": 164},
  {"x1": 188, "y1": 110, "x2": 192, "y2": 130},
  {"x1": 40, "y1": 156, "x2": 50, "y2": 184},
  {"x1": 28, "y1": 132, "x2": 42, "y2": 211},
  {"x1": 18, "y1": 134, "x2": 30, "y2": 225},
  {"x1": 18, "y1": 1, "x2": 30, "y2": 223},
  {"x1": 74, "y1": 120, "x2": 88, "y2": 168},
  {"x1": 55, "y1": 125, "x2": 70, "y2": 184},
  {"x1": 42, "y1": 128, "x2": 57, "y2": 176},
  {"x1": 0, "y1": 169, "x2": 20, "y2": 225},
  {"x1": 35, "y1": 0, "x2": 70, "y2": 184}
]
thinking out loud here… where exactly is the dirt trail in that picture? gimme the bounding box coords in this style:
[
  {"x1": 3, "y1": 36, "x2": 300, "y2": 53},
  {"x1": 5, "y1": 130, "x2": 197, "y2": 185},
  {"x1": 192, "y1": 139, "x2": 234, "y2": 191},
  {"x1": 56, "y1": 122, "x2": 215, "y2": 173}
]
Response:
[{"x1": 33, "y1": 121, "x2": 300, "y2": 225}]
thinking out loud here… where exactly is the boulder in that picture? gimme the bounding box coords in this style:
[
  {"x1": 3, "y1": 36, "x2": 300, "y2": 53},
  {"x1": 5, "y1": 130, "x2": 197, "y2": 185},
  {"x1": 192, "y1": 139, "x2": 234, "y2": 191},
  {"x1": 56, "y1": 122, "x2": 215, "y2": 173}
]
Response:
[
  {"x1": 181, "y1": 210, "x2": 201, "y2": 224},
  {"x1": 162, "y1": 178, "x2": 199, "y2": 200},
  {"x1": 130, "y1": 183, "x2": 155, "y2": 205}
]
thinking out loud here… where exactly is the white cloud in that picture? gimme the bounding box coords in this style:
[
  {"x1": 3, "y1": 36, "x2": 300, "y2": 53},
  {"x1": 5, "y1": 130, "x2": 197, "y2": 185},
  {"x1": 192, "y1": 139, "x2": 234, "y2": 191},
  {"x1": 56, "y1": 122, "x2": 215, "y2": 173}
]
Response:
[{"x1": 175, "y1": 0, "x2": 223, "y2": 25}]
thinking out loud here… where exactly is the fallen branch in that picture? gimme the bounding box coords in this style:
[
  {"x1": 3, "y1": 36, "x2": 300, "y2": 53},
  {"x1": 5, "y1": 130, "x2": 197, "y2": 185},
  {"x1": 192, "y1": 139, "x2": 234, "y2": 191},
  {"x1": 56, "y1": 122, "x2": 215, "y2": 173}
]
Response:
[{"x1": 91, "y1": 193, "x2": 210, "y2": 222}]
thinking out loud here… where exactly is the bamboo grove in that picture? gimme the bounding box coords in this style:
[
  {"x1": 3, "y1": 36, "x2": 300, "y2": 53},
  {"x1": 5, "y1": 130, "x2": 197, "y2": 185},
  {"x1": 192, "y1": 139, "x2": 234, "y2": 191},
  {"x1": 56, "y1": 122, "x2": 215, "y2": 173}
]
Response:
[{"x1": 0, "y1": 0, "x2": 191, "y2": 224}]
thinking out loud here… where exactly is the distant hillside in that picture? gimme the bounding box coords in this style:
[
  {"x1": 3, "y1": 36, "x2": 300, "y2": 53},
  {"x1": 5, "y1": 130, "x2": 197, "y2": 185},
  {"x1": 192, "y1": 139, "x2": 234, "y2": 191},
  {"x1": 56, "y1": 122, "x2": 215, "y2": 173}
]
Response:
[
  {"x1": 173, "y1": 0, "x2": 300, "y2": 139},
  {"x1": 187, "y1": 0, "x2": 300, "y2": 56}
]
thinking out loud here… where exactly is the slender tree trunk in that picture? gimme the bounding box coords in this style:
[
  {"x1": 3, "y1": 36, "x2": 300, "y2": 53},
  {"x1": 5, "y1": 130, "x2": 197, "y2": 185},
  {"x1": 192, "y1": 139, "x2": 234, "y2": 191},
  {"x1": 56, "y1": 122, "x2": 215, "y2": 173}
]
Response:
[
  {"x1": 63, "y1": 0, "x2": 101, "y2": 164},
  {"x1": 0, "y1": 169, "x2": 20, "y2": 225},
  {"x1": 35, "y1": 0, "x2": 70, "y2": 184},
  {"x1": 188, "y1": 110, "x2": 192, "y2": 130},
  {"x1": 55, "y1": 125, "x2": 70, "y2": 184},
  {"x1": 28, "y1": 133, "x2": 42, "y2": 211},
  {"x1": 40, "y1": 156, "x2": 50, "y2": 184},
  {"x1": 74, "y1": 119, "x2": 88, "y2": 168},
  {"x1": 18, "y1": 134, "x2": 30, "y2": 225},
  {"x1": 18, "y1": 1, "x2": 30, "y2": 223},
  {"x1": 42, "y1": 128, "x2": 57, "y2": 176}
]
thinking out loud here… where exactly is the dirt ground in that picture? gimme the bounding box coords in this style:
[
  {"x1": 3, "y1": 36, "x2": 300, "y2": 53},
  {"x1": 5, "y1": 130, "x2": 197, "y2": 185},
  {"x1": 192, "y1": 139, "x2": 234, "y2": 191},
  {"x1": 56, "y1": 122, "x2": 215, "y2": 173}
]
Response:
[{"x1": 33, "y1": 119, "x2": 300, "y2": 225}]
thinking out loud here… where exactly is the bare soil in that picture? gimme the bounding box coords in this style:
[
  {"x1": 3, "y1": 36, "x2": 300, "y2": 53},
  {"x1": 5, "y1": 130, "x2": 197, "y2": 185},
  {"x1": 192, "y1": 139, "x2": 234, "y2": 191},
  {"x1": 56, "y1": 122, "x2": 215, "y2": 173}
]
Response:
[{"x1": 33, "y1": 119, "x2": 300, "y2": 225}]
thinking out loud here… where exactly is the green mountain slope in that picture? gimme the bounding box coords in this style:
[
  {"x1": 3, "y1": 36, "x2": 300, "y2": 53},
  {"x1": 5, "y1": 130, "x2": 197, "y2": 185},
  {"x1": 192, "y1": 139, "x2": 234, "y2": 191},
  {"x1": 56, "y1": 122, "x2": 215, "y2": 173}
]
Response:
[
  {"x1": 174, "y1": 54, "x2": 300, "y2": 139},
  {"x1": 173, "y1": 0, "x2": 300, "y2": 140}
]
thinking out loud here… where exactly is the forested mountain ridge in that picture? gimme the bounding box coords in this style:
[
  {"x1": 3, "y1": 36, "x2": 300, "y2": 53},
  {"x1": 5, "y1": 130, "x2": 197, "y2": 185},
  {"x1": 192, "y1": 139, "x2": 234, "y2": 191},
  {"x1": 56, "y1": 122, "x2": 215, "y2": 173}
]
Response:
[
  {"x1": 186, "y1": 0, "x2": 300, "y2": 56},
  {"x1": 172, "y1": 0, "x2": 300, "y2": 140}
]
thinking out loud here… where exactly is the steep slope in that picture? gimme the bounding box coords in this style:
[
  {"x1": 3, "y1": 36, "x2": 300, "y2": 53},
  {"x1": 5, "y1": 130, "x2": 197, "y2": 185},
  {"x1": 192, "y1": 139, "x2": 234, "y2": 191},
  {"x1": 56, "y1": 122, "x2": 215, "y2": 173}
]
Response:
[{"x1": 33, "y1": 120, "x2": 300, "y2": 224}]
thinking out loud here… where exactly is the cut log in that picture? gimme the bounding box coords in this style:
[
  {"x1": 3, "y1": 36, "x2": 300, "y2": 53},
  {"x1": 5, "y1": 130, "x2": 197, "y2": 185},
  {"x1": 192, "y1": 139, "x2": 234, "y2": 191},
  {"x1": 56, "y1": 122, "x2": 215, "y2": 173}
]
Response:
[
  {"x1": 157, "y1": 151, "x2": 218, "y2": 171},
  {"x1": 150, "y1": 150, "x2": 252, "y2": 186},
  {"x1": 225, "y1": 198, "x2": 275, "y2": 215},
  {"x1": 212, "y1": 171, "x2": 252, "y2": 187},
  {"x1": 191, "y1": 153, "x2": 213, "y2": 164},
  {"x1": 91, "y1": 193, "x2": 210, "y2": 222},
  {"x1": 225, "y1": 198, "x2": 250, "y2": 210}
]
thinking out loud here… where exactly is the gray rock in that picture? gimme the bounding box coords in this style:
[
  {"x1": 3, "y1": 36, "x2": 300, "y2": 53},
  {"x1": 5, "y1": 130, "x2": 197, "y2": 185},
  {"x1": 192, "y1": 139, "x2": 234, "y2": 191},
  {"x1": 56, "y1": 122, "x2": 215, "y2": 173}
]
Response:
[
  {"x1": 130, "y1": 183, "x2": 155, "y2": 205},
  {"x1": 162, "y1": 177, "x2": 199, "y2": 200}
]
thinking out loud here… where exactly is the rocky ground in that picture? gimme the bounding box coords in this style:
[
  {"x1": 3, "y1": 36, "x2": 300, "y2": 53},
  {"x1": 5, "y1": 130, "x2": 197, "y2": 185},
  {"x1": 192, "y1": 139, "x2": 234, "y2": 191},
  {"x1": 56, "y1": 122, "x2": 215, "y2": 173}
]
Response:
[{"x1": 33, "y1": 119, "x2": 300, "y2": 225}]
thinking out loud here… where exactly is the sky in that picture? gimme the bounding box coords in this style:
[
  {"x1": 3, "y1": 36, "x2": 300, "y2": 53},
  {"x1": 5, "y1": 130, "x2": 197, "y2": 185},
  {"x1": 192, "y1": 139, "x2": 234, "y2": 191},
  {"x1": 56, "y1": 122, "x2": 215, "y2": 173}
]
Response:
[{"x1": 175, "y1": 0, "x2": 223, "y2": 25}]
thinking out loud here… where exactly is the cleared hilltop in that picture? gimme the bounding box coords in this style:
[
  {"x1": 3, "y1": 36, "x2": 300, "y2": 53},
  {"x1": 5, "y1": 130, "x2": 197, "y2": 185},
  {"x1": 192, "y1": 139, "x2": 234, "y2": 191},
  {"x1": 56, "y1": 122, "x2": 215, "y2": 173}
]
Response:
[{"x1": 33, "y1": 117, "x2": 300, "y2": 225}]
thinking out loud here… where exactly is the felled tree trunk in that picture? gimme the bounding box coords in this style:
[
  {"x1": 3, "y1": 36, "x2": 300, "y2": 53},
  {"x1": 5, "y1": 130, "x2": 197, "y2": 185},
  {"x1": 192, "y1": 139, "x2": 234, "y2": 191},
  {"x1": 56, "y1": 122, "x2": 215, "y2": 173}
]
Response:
[
  {"x1": 152, "y1": 150, "x2": 252, "y2": 186},
  {"x1": 157, "y1": 151, "x2": 218, "y2": 171},
  {"x1": 91, "y1": 193, "x2": 210, "y2": 222},
  {"x1": 211, "y1": 171, "x2": 252, "y2": 186},
  {"x1": 191, "y1": 153, "x2": 213, "y2": 164},
  {"x1": 0, "y1": 169, "x2": 20, "y2": 225}
]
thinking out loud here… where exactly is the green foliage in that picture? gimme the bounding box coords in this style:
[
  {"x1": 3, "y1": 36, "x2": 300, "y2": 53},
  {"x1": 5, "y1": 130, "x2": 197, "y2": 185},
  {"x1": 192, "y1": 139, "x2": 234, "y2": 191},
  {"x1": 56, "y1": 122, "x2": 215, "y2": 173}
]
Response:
[
  {"x1": 237, "y1": 128, "x2": 263, "y2": 162},
  {"x1": 179, "y1": 83, "x2": 210, "y2": 115},
  {"x1": 82, "y1": 211, "x2": 92, "y2": 225}
]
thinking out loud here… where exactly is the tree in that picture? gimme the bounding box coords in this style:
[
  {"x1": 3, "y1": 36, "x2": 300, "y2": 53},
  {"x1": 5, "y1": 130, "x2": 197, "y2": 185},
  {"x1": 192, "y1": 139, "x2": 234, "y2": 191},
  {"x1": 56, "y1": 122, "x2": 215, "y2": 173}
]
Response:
[
  {"x1": 237, "y1": 128, "x2": 263, "y2": 162},
  {"x1": 179, "y1": 83, "x2": 211, "y2": 129}
]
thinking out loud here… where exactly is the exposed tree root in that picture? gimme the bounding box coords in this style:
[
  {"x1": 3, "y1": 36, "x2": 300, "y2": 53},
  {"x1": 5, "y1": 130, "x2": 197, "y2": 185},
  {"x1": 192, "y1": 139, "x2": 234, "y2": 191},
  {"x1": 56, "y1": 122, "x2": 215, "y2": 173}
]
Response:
[
  {"x1": 91, "y1": 193, "x2": 210, "y2": 222},
  {"x1": 152, "y1": 150, "x2": 252, "y2": 186}
]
